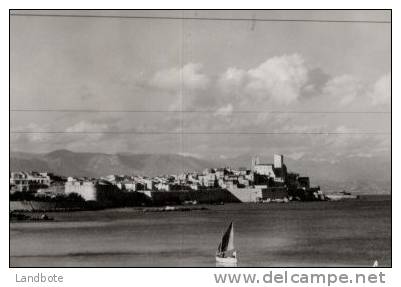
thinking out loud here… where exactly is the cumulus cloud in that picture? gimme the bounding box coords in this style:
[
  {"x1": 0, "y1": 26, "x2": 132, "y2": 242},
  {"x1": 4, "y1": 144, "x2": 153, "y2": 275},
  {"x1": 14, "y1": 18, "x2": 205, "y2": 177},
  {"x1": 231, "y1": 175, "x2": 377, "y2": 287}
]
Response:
[
  {"x1": 218, "y1": 67, "x2": 246, "y2": 93},
  {"x1": 216, "y1": 56, "x2": 390, "y2": 114},
  {"x1": 219, "y1": 54, "x2": 310, "y2": 105},
  {"x1": 245, "y1": 54, "x2": 309, "y2": 104},
  {"x1": 370, "y1": 73, "x2": 391, "y2": 106},
  {"x1": 149, "y1": 63, "x2": 210, "y2": 91},
  {"x1": 318, "y1": 73, "x2": 390, "y2": 108},
  {"x1": 322, "y1": 75, "x2": 363, "y2": 105}
]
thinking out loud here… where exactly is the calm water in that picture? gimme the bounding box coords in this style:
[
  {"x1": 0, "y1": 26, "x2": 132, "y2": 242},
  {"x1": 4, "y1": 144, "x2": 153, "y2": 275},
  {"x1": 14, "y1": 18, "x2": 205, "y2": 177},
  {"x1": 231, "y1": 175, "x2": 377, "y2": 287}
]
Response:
[{"x1": 10, "y1": 195, "x2": 391, "y2": 267}]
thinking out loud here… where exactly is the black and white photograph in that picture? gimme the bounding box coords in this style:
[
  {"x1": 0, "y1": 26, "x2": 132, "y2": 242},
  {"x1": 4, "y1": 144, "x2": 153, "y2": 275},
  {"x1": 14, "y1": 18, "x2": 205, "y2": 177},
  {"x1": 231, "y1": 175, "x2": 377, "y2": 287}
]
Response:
[{"x1": 9, "y1": 9, "x2": 391, "y2": 267}]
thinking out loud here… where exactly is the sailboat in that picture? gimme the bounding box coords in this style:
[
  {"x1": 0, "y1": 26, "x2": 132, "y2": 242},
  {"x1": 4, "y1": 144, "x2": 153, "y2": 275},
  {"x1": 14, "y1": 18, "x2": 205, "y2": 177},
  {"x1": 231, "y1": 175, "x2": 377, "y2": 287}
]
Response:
[{"x1": 216, "y1": 222, "x2": 237, "y2": 265}]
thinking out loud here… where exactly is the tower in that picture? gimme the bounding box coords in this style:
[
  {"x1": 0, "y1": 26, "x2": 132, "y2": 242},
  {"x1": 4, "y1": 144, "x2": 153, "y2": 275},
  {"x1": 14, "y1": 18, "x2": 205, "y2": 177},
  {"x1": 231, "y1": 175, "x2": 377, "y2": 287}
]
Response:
[
  {"x1": 274, "y1": 154, "x2": 283, "y2": 169},
  {"x1": 251, "y1": 156, "x2": 260, "y2": 171}
]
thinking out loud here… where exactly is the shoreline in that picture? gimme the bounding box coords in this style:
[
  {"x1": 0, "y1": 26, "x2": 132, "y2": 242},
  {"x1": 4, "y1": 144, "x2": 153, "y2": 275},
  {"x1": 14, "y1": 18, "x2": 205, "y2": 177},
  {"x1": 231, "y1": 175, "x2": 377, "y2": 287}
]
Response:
[{"x1": 9, "y1": 194, "x2": 390, "y2": 222}]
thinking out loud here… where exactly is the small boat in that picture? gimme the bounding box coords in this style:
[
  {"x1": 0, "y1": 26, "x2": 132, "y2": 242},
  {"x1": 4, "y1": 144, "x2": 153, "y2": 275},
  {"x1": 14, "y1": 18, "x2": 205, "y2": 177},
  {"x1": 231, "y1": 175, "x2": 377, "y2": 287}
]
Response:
[
  {"x1": 216, "y1": 222, "x2": 237, "y2": 265},
  {"x1": 373, "y1": 260, "x2": 379, "y2": 267}
]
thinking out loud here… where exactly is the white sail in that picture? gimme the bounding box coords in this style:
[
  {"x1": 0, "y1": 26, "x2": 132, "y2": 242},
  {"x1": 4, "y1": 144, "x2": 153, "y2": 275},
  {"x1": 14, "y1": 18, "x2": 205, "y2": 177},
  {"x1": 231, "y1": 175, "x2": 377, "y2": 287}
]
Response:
[
  {"x1": 226, "y1": 223, "x2": 234, "y2": 251},
  {"x1": 219, "y1": 222, "x2": 234, "y2": 252},
  {"x1": 216, "y1": 222, "x2": 237, "y2": 265}
]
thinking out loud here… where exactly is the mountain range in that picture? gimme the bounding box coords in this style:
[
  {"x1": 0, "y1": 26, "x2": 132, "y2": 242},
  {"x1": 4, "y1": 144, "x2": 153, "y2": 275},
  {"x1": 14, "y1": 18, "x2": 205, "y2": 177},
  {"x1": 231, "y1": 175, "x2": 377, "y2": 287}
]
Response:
[{"x1": 10, "y1": 149, "x2": 391, "y2": 194}]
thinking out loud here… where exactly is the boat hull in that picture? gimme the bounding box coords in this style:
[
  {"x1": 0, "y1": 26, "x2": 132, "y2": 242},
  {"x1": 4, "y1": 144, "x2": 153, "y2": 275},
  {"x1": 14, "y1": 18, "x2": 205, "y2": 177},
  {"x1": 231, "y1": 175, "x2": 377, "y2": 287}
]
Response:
[{"x1": 216, "y1": 256, "x2": 238, "y2": 265}]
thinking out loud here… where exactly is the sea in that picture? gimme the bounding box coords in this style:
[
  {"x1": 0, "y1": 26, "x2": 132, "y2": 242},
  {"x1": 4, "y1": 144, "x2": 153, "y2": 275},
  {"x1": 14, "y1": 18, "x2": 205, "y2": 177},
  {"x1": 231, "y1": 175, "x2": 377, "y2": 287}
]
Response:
[{"x1": 10, "y1": 195, "x2": 391, "y2": 267}]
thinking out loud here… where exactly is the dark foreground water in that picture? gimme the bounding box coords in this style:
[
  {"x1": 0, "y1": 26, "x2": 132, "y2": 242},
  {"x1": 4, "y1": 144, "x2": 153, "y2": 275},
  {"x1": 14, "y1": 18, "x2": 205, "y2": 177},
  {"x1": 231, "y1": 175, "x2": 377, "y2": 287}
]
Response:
[{"x1": 10, "y1": 195, "x2": 391, "y2": 267}]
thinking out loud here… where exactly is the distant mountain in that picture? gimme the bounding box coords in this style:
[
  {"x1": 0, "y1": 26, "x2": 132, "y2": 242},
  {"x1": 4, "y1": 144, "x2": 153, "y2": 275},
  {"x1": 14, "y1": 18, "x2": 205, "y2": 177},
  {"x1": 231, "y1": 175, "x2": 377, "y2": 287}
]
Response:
[
  {"x1": 10, "y1": 149, "x2": 218, "y2": 178},
  {"x1": 10, "y1": 150, "x2": 391, "y2": 194}
]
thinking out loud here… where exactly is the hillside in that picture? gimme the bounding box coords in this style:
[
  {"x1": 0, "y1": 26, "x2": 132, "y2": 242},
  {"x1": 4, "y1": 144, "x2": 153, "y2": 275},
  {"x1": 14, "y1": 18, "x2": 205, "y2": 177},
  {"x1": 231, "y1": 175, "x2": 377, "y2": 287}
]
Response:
[{"x1": 10, "y1": 150, "x2": 217, "y2": 178}]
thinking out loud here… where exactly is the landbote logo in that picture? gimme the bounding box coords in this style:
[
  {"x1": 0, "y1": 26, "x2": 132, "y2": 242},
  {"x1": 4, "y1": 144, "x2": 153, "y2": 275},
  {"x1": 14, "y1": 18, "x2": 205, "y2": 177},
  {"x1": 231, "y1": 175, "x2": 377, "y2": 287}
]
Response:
[{"x1": 15, "y1": 273, "x2": 64, "y2": 283}]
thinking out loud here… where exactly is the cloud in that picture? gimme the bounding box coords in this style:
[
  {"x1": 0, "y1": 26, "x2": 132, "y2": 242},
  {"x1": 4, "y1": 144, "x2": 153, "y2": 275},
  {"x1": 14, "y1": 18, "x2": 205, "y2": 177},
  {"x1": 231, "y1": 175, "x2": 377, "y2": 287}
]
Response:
[
  {"x1": 214, "y1": 104, "x2": 234, "y2": 116},
  {"x1": 322, "y1": 75, "x2": 363, "y2": 105},
  {"x1": 65, "y1": 121, "x2": 109, "y2": 133},
  {"x1": 245, "y1": 54, "x2": 309, "y2": 104},
  {"x1": 63, "y1": 120, "x2": 111, "y2": 143},
  {"x1": 300, "y1": 68, "x2": 330, "y2": 99},
  {"x1": 287, "y1": 152, "x2": 306, "y2": 160},
  {"x1": 24, "y1": 123, "x2": 49, "y2": 143},
  {"x1": 370, "y1": 73, "x2": 391, "y2": 106},
  {"x1": 11, "y1": 52, "x2": 390, "y2": 162},
  {"x1": 218, "y1": 67, "x2": 246, "y2": 93},
  {"x1": 219, "y1": 54, "x2": 310, "y2": 105},
  {"x1": 216, "y1": 56, "x2": 390, "y2": 113},
  {"x1": 149, "y1": 63, "x2": 210, "y2": 91},
  {"x1": 177, "y1": 152, "x2": 202, "y2": 159},
  {"x1": 319, "y1": 73, "x2": 390, "y2": 108}
]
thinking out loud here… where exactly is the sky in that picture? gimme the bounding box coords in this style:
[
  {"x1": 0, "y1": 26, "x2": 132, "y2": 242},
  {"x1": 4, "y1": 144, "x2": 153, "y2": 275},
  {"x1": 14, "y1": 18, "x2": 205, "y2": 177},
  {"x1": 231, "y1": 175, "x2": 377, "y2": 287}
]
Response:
[{"x1": 10, "y1": 10, "x2": 391, "y2": 162}]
